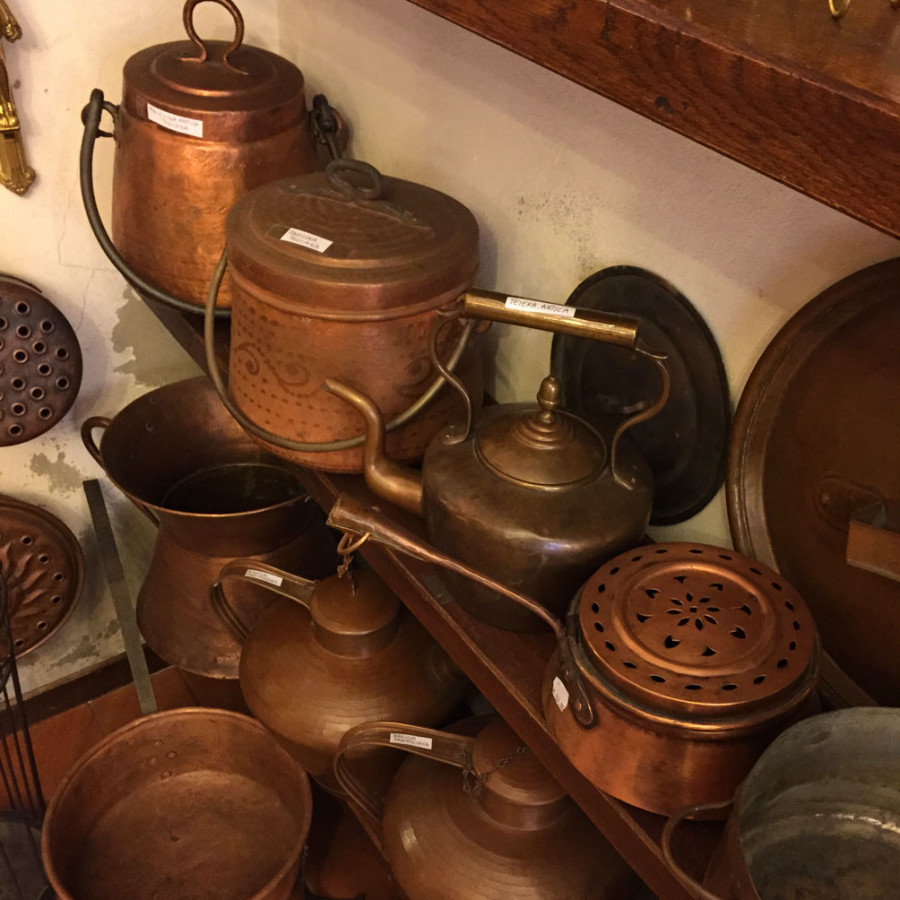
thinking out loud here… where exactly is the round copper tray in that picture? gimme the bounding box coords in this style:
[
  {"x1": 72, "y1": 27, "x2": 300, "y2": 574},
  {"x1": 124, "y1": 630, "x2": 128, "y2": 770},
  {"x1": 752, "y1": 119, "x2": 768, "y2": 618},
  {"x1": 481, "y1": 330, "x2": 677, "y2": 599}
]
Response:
[
  {"x1": 0, "y1": 496, "x2": 84, "y2": 657},
  {"x1": 728, "y1": 257, "x2": 900, "y2": 704}
]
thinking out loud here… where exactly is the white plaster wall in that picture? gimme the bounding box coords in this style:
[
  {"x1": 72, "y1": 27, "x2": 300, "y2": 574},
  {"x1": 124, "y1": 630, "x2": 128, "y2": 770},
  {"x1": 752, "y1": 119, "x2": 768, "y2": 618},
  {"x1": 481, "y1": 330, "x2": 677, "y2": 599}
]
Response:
[{"x1": 0, "y1": 0, "x2": 897, "y2": 694}]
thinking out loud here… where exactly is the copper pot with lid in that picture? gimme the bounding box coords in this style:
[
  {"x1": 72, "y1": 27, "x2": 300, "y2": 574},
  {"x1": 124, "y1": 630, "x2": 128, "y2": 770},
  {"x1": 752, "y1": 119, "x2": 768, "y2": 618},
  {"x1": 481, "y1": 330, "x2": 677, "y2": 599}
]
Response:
[
  {"x1": 334, "y1": 716, "x2": 638, "y2": 900},
  {"x1": 204, "y1": 157, "x2": 485, "y2": 471},
  {"x1": 326, "y1": 496, "x2": 822, "y2": 816},
  {"x1": 211, "y1": 560, "x2": 467, "y2": 792},
  {"x1": 326, "y1": 290, "x2": 668, "y2": 629},
  {"x1": 80, "y1": 0, "x2": 344, "y2": 314}
]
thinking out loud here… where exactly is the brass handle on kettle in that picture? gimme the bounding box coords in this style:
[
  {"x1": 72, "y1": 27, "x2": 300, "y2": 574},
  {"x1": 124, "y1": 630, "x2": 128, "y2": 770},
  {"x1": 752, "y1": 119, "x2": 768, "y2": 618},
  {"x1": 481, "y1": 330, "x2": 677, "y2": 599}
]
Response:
[
  {"x1": 211, "y1": 558, "x2": 317, "y2": 642},
  {"x1": 181, "y1": 0, "x2": 245, "y2": 72},
  {"x1": 326, "y1": 494, "x2": 598, "y2": 728},
  {"x1": 334, "y1": 721, "x2": 476, "y2": 828}
]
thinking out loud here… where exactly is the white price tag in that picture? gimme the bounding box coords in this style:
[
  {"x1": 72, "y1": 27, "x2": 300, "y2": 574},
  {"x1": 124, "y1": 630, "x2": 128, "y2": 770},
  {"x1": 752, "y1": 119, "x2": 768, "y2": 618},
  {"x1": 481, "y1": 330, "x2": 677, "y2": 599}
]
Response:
[
  {"x1": 147, "y1": 102, "x2": 204, "y2": 138},
  {"x1": 244, "y1": 568, "x2": 283, "y2": 587},
  {"x1": 505, "y1": 296, "x2": 575, "y2": 318},
  {"x1": 551, "y1": 676, "x2": 570, "y2": 711},
  {"x1": 390, "y1": 732, "x2": 433, "y2": 750},
  {"x1": 280, "y1": 227, "x2": 333, "y2": 253}
]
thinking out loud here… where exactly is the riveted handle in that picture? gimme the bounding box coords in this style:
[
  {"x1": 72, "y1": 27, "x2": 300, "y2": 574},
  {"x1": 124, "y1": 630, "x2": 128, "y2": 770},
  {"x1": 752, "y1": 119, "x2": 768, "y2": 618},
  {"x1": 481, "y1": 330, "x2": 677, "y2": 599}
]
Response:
[{"x1": 182, "y1": 0, "x2": 245, "y2": 71}]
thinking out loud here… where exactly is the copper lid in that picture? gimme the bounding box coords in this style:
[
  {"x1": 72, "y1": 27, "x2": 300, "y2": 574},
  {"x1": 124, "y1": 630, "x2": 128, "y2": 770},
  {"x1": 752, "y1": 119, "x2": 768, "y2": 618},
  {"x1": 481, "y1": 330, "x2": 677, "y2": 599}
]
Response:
[
  {"x1": 476, "y1": 376, "x2": 606, "y2": 487},
  {"x1": 225, "y1": 159, "x2": 479, "y2": 312},
  {"x1": 578, "y1": 543, "x2": 820, "y2": 724},
  {"x1": 121, "y1": 0, "x2": 306, "y2": 142}
]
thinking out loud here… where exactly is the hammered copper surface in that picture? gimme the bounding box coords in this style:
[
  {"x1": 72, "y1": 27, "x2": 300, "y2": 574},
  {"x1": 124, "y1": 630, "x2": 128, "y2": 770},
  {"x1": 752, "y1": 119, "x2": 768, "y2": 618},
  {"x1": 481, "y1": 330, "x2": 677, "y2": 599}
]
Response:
[
  {"x1": 336, "y1": 717, "x2": 638, "y2": 900},
  {"x1": 728, "y1": 257, "x2": 900, "y2": 704},
  {"x1": 223, "y1": 162, "x2": 481, "y2": 471},
  {"x1": 0, "y1": 275, "x2": 82, "y2": 445},
  {"x1": 0, "y1": 495, "x2": 83, "y2": 657},
  {"x1": 229, "y1": 566, "x2": 467, "y2": 791},
  {"x1": 109, "y1": 0, "x2": 321, "y2": 309},
  {"x1": 42, "y1": 708, "x2": 313, "y2": 900}
]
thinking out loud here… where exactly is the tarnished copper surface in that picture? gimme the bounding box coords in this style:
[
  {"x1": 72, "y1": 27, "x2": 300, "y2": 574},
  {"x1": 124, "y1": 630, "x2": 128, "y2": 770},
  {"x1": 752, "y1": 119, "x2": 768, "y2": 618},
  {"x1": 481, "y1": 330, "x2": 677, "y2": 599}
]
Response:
[
  {"x1": 0, "y1": 495, "x2": 83, "y2": 657},
  {"x1": 42, "y1": 708, "x2": 312, "y2": 900},
  {"x1": 215, "y1": 563, "x2": 466, "y2": 791},
  {"x1": 728, "y1": 257, "x2": 900, "y2": 704},
  {"x1": 82, "y1": 376, "x2": 337, "y2": 678},
  {"x1": 0, "y1": 275, "x2": 81, "y2": 445},
  {"x1": 335, "y1": 717, "x2": 638, "y2": 900},
  {"x1": 223, "y1": 160, "x2": 482, "y2": 471},
  {"x1": 108, "y1": 0, "x2": 322, "y2": 309}
]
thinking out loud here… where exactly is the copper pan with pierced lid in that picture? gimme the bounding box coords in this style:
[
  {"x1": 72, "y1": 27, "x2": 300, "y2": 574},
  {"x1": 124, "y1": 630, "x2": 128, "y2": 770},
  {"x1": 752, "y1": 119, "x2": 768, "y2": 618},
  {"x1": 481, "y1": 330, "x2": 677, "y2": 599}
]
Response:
[{"x1": 326, "y1": 497, "x2": 822, "y2": 817}]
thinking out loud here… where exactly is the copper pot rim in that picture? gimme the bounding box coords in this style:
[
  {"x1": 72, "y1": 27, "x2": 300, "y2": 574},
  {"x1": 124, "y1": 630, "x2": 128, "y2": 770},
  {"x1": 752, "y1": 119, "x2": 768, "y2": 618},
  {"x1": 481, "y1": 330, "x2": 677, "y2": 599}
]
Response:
[{"x1": 42, "y1": 707, "x2": 313, "y2": 900}]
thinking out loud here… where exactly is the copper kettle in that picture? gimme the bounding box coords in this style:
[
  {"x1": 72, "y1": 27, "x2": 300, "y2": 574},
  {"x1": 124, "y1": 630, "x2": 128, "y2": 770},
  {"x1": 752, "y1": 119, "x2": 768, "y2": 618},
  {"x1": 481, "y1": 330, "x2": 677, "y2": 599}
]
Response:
[
  {"x1": 327, "y1": 290, "x2": 669, "y2": 630},
  {"x1": 212, "y1": 560, "x2": 468, "y2": 792},
  {"x1": 334, "y1": 716, "x2": 639, "y2": 900}
]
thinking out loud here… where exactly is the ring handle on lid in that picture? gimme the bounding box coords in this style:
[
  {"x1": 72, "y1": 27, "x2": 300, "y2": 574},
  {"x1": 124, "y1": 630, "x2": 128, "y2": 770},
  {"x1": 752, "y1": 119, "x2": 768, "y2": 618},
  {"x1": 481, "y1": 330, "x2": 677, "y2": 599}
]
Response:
[
  {"x1": 182, "y1": 0, "x2": 245, "y2": 71},
  {"x1": 326, "y1": 159, "x2": 383, "y2": 201}
]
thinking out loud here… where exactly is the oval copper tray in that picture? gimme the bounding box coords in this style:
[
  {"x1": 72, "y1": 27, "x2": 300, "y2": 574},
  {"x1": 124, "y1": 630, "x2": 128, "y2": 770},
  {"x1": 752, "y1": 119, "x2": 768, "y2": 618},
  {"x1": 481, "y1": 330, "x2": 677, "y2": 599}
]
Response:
[
  {"x1": 0, "y1": 496, "x2": 84, "y2": 657},
  {"x1": 728, "y1": 257, "x2": 900, "y2": 704}
]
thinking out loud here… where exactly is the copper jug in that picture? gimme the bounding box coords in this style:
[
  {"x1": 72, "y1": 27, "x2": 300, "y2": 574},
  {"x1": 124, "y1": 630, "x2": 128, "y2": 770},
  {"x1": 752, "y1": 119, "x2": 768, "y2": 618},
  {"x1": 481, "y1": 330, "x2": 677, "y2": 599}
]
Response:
[
  {"x1": 334, "y1": 716, "x2": 639, "y2": 899},
  {"x1": 82, "y1": 377, "x2": 337, "y2": 679},
  {"x1": 327, "y1": 290, "x2": 669, "y2": 630},
  {"x1": 204, "y1": 157, "x2": 484, "y2": 472},
  {"x1": 80, "y1": 0, "x2": 344, "y2": 314},
  {"x1": 212, "y1": 560, "x2": 467, "y2": 792}
]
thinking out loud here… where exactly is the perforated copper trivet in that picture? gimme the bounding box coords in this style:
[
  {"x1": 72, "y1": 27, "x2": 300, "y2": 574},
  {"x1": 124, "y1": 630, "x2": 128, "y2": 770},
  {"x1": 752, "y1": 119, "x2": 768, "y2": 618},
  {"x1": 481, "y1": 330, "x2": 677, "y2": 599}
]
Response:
[
  {"x1": 0, "y1": 496, "x2": 84, "y2": 656},
  {"x1": 0, "y1": 275, "x2": 83, "y2": 445},
  {"x1": 578, "y1": 543, "x2": 818, "y2": 717}
]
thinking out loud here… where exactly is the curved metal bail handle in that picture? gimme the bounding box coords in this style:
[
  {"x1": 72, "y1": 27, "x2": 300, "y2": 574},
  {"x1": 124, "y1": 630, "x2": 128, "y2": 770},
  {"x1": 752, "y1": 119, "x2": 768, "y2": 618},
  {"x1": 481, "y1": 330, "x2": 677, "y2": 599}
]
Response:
[
  {"x1": 80, "y1": 89, "x2": 231, "y2": 318},
  {"x1": 182, "y1": 0, "x2": 246, "y2": 71},
  {"x1": 310, "y1": 94, "x2": 344, "y2": 161},
  {"x1": 206, "y1": 250, "x2": 478, "y2": 452},
  {"x1": 660, "y1": 799, "x2": 734, "y2": 900},
  {"x1": 609, "y1": 343, "x2": 670, "y2": 490},
  {"x1": 326, "y1": 494, "x2": 598, "y2": 726},
  {"x1": 210, "y1": 558, "x2": 318, "y2": 642},
  {"x1": 334, "y1": 720, "x2": 476, "y2": 830},
  {"x1": 428, "y1": 306, "x2": 473, "y2": 443}
]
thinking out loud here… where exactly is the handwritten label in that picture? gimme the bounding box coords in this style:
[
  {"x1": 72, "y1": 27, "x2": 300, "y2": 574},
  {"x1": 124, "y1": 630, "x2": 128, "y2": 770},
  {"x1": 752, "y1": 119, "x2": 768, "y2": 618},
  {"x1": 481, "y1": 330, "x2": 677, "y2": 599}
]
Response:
[
  {"x1": 505, "y1": 296, "x2": 575, "y2": 318},
  {"x1": 551, "y1": 676, "x2": 570, "y2": 711},
  {"x1": 244, "y1": 568, "x2": 283, "y2": 587},
  {"x1": 146, "y1": 103, "x2": 204, "y2": 138},
  {"x1": 390, "y1": 732, "x2": 433, "y2": 750},
  {"x1": 280, "y1": 227, "x2": 333, "y2": 253}
]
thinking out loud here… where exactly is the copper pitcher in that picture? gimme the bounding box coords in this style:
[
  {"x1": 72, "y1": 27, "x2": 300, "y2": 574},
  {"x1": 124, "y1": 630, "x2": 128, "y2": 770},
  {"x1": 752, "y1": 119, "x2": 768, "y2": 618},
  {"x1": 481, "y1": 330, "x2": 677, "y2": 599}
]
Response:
[
  {"x1": 334, "y1": 716, "x2": 639, "y2": 899},
  {"x1": 212, "y1": 560, "x2": 467, "y2": 792},
  {"x1": 80, "y1": 0, "x2": 344, "y2": 314},
  {"x1": 82, "y1": 376, "x2": 337, "y2": 679},
  {"x1": 327, "y1": 289, "x2": 668, "y2": 630}
]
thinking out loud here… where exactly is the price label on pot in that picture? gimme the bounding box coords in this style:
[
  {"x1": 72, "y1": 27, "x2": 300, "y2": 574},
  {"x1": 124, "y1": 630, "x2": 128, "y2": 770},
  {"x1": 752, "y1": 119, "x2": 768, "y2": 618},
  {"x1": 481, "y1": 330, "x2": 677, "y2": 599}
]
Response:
[
  {"x1": 390, "y1": 732, "x2": 433, "y2": 750},
  {"x1": 505, "y1": 297, "x2": 575, "y2": 318},
  {"x1": 551, "y1": 676, "x2": 570, "y2": 711},
  {"x1": 244, "y1": 568, "x2": 283, "y2": 587},
  {"x1": 280, "y1": 227, "x2": 333, "y2": 253},
  {"x1": 146, "y1": 103, "x2": 204, "y2": 138}
]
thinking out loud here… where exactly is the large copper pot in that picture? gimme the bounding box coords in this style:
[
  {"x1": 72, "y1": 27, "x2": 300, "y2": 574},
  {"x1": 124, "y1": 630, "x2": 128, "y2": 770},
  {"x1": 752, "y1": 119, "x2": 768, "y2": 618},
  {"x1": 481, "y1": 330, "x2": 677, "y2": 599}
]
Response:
[
  {"x1": 327, "y1": 290, "x2": 667, "y2": 630},
  {"x1": 204, "y1": 157, "x2": 484, "y2": 472},
  {"x1": 82, "y1": 376, "x2": 337, "y2": 679},
  {"x1": 212, "y1": 560, "x2": 467, "y2": 792},
  {"x1": 42, "y1": 708, "x2": 313, "y2": 900},
  {"x1": 335, "y1": 716, "x2": 638, "y2": 899},
  {"x1": 326, "y1": 496, "x2": 822, "y2": 817},
  {"x1": 80, "y1": 0, "x2": 343, "y2": 314}
]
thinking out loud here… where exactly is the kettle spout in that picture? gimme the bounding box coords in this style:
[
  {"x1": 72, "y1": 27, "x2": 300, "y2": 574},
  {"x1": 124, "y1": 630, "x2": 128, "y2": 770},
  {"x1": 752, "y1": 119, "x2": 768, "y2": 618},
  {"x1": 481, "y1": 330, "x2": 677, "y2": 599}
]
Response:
[{"x1": 325, "y1": 379, "x2": 425, "y2": 516}]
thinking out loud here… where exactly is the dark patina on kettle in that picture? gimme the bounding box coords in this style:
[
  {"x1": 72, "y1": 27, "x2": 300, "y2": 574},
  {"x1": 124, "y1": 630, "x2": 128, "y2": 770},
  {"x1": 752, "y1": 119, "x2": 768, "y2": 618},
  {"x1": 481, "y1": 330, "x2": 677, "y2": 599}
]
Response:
[{"x1": 328, "y1": 290, "x2": 669, "y2": 630}]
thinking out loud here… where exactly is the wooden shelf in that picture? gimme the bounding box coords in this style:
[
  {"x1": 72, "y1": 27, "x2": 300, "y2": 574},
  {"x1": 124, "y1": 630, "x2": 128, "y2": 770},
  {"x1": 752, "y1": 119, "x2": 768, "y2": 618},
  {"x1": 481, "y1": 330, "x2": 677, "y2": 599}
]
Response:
[{"x1": 401, "y1": 0, "x2": 900, "y2": 238}]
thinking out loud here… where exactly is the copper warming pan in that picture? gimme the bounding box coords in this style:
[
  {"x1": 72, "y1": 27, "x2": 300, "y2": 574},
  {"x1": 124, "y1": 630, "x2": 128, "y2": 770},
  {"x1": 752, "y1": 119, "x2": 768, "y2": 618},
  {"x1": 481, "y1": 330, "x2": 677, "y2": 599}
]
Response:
[
  {"x1": 327, "y1": 495, "x2": 821, "y2": 816},
  {"x1": 42, "y1": 708, "x2": 313, "y2": 900}
]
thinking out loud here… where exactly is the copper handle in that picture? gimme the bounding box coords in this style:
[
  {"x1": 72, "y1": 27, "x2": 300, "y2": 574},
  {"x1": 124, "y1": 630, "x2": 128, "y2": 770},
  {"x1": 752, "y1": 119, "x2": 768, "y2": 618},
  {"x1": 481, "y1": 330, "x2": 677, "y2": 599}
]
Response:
[
  {"x1": 660, "y1": 800, "x2": 733, "y2": 900},
  {"x1": 334, "y1": 721, "x2": 475, "y2": 827},
  {"x1": 211, "y1": 558, "x2": 317, "y2": 642},
  {"x1": 326, "y1": 495, "x2": 598, "y2": 727},
  {"x1": 182, "y1": 0, "x2": 245, "y2": 71},
  {"x1": 846, "y1": 500, "x2": 900, "y2": 583}
]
